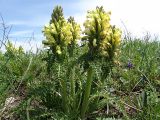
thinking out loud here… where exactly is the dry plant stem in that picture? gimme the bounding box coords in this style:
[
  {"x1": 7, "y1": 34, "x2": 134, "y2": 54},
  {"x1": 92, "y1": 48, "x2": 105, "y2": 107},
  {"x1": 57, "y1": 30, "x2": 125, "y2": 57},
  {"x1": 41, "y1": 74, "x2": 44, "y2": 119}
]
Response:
[
  {"x1": 0, "y1": 14, "x2": 12, "y2": 49},
  {"x1": 121, "y1": 100, "x2": 142, "y2": 112}
]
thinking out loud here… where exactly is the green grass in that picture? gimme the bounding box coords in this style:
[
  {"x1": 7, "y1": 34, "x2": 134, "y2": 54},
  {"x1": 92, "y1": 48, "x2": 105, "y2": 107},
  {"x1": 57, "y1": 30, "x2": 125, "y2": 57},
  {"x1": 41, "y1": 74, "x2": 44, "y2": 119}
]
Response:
[{"x1": 0, "y1": 38, "x2": 159, "y2": 120}]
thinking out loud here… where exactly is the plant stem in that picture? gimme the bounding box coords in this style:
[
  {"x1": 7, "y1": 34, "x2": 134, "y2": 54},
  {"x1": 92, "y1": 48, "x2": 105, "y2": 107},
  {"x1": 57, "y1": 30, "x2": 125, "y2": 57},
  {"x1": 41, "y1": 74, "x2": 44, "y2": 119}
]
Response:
[
  {"x1": 61, "y1": 79, "x2": 68, "y2": 113},
  {"x1": 70, "y1": 66, "x2": 75, "y2": 99},
  {"x1": 59, "y1": 64, "x2": 68, "y2": 113},
  {"x1": 81, "y1": 66, "x2": 93, "y2": 119},
  {"x1": 26, "y1": 98, "x2": 31, "y2": 120}
]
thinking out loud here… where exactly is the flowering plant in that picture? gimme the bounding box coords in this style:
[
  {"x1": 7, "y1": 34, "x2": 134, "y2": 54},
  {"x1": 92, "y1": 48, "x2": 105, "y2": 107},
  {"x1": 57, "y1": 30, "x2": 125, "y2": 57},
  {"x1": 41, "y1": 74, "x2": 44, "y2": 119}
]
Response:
[
  {"x1": 42, "y1": 6, "x2": 122, "y2": 119},
  {"x1": 83, "y1": 6, "x2": 121, "y2": 60},
  {"x1": 42, "y1": 6, "x2": 81, "y2": 60}
]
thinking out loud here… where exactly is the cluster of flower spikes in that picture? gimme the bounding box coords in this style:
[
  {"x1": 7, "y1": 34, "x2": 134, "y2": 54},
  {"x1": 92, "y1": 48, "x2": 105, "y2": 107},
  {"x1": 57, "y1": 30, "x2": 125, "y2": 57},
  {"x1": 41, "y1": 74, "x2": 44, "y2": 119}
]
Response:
[
  {"x1": 5, "y1": 41, "x2": 24, "y2": 56},
  {"x1": 42, "y1": 6, "x2": 81, "y2": 57},
  {"x1": 83, "y1": 6, "x2": 121, "y2": 60}
]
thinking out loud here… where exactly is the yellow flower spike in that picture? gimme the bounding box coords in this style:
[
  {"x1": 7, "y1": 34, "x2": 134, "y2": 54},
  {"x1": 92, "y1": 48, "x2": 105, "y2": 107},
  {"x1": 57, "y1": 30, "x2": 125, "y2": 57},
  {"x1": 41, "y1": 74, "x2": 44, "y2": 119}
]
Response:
[
  {"x1": 113, "y1": 28, "x2": 122, "y2": 46},
  {"x1": 83, "y1": 6, "x2": 121, "y2": 59}
]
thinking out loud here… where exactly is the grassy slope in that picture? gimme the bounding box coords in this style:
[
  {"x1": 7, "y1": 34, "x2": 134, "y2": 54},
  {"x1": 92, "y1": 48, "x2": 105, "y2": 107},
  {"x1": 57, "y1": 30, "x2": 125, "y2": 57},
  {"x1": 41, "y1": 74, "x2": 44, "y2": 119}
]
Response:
[{"x1": 0, "y1": 39, "x2": 160, "y2": 119}]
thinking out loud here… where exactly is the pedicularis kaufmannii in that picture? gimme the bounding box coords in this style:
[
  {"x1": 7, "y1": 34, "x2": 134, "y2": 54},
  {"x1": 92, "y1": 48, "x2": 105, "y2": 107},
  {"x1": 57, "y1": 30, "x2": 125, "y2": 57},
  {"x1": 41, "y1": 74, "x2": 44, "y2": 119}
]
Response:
[
  {"x1": 42, "y1": 6, "x2": 81, "y2": 60},
  {"x1": 42, "y1": 5, "x2": 121, "y2": 119},
  {"x1": 83, "y1": 6, "x2": 121, "y2": 61}
]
